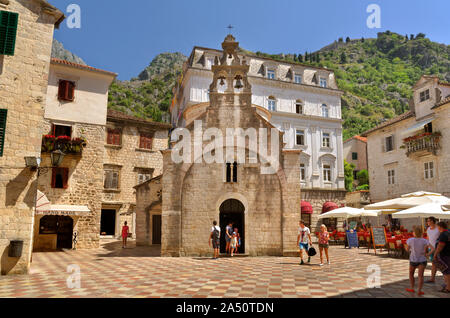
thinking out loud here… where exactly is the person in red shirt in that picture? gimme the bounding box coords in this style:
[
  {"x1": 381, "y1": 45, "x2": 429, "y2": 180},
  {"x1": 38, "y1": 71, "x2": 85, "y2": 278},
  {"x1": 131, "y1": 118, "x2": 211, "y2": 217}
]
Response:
[{"x1": 122, "y1": 221, "x2": 129, "y2": 248}]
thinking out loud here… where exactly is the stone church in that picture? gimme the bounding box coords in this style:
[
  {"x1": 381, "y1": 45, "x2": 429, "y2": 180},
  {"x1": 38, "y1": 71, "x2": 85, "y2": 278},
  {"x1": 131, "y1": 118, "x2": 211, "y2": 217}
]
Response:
[{"x1": 136, "y1": 35, "x2": 301, "y2": 257}]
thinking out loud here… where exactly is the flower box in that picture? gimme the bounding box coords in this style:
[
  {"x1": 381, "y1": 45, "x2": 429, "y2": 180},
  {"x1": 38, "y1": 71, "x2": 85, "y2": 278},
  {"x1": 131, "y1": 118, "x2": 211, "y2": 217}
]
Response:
[{"x1": 41, "y1": 135, "x2": 87, "y2": 154}]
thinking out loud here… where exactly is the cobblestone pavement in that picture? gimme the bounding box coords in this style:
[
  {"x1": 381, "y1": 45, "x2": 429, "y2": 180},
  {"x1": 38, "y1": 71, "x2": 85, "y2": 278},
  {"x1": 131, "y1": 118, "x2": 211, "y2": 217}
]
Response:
[{"x1": 0, "y1": 241, "x2": 448, "y2": 298}]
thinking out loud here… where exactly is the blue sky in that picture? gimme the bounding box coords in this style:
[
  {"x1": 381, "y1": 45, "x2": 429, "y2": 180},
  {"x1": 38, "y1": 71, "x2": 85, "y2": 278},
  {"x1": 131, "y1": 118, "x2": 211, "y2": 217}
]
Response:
[{"x1": 50, "y1": 0, "x2": 450, "y2": 80}]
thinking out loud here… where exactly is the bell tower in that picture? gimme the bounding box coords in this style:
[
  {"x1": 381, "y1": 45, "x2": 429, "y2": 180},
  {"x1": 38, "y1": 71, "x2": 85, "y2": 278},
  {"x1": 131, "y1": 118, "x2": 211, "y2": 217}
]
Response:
[{"x1": 209, "y1": 34, "x2": 252, "y2": 109}]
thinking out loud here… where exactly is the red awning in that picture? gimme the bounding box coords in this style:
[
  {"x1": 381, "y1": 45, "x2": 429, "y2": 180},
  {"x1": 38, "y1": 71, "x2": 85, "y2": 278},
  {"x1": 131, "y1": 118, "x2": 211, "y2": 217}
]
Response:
[
  {"x1": 301, "y1": 201, "x2": 313, "y2": 215},
  {"x1": 322, "y1": 201, "x2": 339, "y2": 214}
]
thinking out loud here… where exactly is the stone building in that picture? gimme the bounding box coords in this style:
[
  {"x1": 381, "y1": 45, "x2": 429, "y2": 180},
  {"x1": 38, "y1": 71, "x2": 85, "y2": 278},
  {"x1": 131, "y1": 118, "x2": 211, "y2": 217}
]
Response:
[
  {"x1": 343, "y1": 135, "x2": 368, "y2": 179},
  {"x1": 0, "y1": 0, "x2": 64, "y2": 275},
  {"x1": 363, "y1": 75, "x2": 450, "y2": 202},
  {"x1": 102, "y1": 109, "x2": 170, "y2": 239},
  {"x1": 170, "y1": 37, "x2": 345, "y2": 233},
  {"x1": 33, "y1": 58, "x2": 116, "y2": 251},
  {"x1": 136, "y1": 35, "x2": 301, "y2": 257}
]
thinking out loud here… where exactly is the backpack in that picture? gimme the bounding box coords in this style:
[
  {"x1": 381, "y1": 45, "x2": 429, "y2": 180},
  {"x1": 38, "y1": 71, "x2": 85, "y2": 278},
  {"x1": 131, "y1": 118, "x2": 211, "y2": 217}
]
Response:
[{"x1": 212, "y1": 227, "x2": 220, "y2": 241}]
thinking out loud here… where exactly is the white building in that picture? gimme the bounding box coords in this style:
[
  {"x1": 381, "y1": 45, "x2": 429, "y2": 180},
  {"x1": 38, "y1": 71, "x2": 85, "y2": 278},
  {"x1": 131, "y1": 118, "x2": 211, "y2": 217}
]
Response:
[{"x1": 171, "y1": 42, "x2": 346, "y2": 232}]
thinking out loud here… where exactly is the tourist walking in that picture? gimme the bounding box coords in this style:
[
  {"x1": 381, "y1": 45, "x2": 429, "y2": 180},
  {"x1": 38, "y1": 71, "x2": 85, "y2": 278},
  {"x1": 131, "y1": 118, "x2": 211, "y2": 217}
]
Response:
[
  {"x1": 297, "y1": 221, "x2": 312, "y2": 265},
  {"x1": 209, "y1": 221, "x2": 221, "y2": 259},
  {"x1": 425, "y1": 217, "x2": 440, "y2": 284},
  {"x1": 225, "y1": 222, "x2": 233, "y2": 254},
  {"x1": 121, "y1": 221, "x2": 129, "y2": 248},
  {"x1": 433, "y1": 222, "x2": 450, "y2": 293},
  {"x1": 318, "y1": 224, "x2": 330, "y2": 266},
  {"x1": 405, "y1": 227, "x2": 434, "y2": 296},
  {"x1": 230, "y1": 232, "x2": 238, "y2": 257}
]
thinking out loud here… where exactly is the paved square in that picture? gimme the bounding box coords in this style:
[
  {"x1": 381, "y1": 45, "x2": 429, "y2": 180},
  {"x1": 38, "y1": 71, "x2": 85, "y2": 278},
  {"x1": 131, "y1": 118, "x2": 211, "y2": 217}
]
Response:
[{"x1": 0, "y1": 241, "x2": 448, "y2": 298}]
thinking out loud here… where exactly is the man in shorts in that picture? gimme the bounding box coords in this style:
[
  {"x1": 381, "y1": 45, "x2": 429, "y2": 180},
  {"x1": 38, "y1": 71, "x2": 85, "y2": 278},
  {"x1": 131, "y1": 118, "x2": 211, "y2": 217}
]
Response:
[
  {"x1": 297, "y1": 220, "x2": 312, "y2": 265},
  {"x1": 209, "y1": 221, "x2": 221, "y2": 259}
]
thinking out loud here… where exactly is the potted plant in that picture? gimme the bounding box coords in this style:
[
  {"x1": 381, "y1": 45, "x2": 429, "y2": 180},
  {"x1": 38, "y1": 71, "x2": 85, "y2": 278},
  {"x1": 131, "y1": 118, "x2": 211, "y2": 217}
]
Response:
[{"x1": 42, "y1": 134, "x2": 56, "y2": 152}]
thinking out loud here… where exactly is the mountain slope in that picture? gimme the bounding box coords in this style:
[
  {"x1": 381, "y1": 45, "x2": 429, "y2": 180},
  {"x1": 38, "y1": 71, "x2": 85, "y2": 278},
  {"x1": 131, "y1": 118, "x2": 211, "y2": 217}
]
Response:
[
  {"x1": 51, "y1": 39, "x2": 86, "y2": 65},
  {"x1": 108, "y1": 53, "x2": 187, "y2": 122}
]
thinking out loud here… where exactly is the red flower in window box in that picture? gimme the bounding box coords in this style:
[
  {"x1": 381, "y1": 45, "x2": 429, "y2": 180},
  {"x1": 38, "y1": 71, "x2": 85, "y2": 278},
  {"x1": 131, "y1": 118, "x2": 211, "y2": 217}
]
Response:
[{"x1": 56, "y1": 135, "x2": 71, "y2": 143}]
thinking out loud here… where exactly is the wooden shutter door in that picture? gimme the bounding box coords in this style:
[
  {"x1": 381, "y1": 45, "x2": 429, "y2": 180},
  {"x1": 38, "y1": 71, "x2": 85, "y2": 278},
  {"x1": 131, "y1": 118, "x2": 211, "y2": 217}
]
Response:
[
  {"x1": 68, "y1": 82, "x2": 75, "y2": 101},
  {"x1": 107, "y1": 130, "x2": 113, "y2": 145},
  {"x1": 112, "y1": 172, "x2": 119, "y2": 189},
  {"x1": 0, "y1": 109, "x2": 7, "y2": 157},
  {"x1": 105, "y1": 170, "x2": 113, "y2": 189},
  {"x1": 51, "y1": 168, "x2": 57, "y2": 188},
  {"x1": 0, "y1": 11, "x2": 19, "y2": 56},
  {"x1": 58, "y1": 81, "x2": 66, "y2": 100},
  {"x1": 62, "y1": 168, "x2": 69, "y2": 189},
  {"x1": 114, "y1": 130, "x2": 120, "y2": 145}
]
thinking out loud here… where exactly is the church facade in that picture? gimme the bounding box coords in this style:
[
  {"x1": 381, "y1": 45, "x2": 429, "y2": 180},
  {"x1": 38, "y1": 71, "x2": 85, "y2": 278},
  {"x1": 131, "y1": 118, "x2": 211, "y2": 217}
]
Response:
[
  {"x1": 170, "y1": 37, "x2": 346, "y2": 234},
  {"x1": 136, "y1": 35, "x2": 301, "y2": 257}
]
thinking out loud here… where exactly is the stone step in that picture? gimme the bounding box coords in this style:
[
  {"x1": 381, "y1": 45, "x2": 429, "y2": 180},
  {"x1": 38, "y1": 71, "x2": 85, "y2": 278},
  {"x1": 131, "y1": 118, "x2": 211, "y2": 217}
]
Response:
[{"x1": 219, "y1": 253, "x2": 250, "y2": 258}]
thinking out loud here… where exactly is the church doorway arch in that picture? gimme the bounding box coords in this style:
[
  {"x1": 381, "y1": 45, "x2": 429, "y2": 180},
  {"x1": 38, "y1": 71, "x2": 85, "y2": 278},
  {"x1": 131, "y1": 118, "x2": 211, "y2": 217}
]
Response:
[{"x1": 219, "y1": 199, "x2": 245, "y2": 254}]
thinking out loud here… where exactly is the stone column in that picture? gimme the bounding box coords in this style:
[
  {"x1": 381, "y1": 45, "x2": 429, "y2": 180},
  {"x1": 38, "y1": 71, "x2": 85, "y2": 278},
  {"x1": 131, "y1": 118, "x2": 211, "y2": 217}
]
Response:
[
  {"x1": 281, "y1": 150, "x2": 302, "y2": 256},
  {"x1": 161, "y1": 150, "x2": 183, "y2": 256},
  {"x1": 310, "y1": 126, "x2": 320, "y2": 188},
  {"x1": 335, "y1": 128, "x2": 345, "y2": 189}
]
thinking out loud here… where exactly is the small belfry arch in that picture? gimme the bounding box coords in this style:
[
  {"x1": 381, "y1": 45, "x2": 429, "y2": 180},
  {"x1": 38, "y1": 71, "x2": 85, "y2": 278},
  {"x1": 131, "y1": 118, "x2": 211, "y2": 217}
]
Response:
[{"x1": 209, "y1": 34, "x2": 252, "y2": 95}]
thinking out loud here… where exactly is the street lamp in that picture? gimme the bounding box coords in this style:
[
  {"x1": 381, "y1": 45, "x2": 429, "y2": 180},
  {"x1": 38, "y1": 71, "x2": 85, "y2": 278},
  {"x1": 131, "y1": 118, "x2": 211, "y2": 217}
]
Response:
[
  {"x1": 50, "y1": 150, "x2": 65, "y2": 167},
  {"x1": 24, "y1": 156, "x2": 41, "y2": 170},
  {"x1": 24, "y1": 150, "x2": 65, "y2": 170}
]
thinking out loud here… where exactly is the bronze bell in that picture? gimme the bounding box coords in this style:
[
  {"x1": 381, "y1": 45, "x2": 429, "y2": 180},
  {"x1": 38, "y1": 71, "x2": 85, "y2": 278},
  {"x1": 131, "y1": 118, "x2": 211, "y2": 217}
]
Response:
[
  {"x1": 219, "y1": 77, "x2": 226, "y2": 86},
  {"x1": 234, "y1": 76, "x2": 243, "y2": 89}
]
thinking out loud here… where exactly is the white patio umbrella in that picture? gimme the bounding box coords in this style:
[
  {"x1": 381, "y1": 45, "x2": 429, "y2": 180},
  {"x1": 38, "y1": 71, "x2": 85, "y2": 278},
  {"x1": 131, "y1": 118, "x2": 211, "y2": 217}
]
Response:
[
  {"x1": 364, "y1": 192, "x2": 450, "y2": 210},
  {"x1": 318, "y1": 207, "x2": 378, "y2": 219},
  {"x1": 392, "y1": 203, "x2": 450, "y2": 219}
]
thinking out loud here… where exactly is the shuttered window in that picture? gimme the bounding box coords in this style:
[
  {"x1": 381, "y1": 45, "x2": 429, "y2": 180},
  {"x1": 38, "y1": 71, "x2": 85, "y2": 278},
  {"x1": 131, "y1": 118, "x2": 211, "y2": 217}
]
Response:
[
  {"x1": 139, "y1": 133, "x2": 153, "y2": 150},
  {"x1": 58, "y1": 80, "x2": 75, "y2": 101},
  {"x1": 51, "y1": 167, "x2": 69, "y2": 189},
  {"x1": 104, "y1": 169, "x2": 119, "y2": 190},
  {"x1": 107, "y1": 128, "x2": 121, "y2": 145},
  {"x1": 0, "y1": 11, "x2": 19, "y2": 56},
  {"x1": 0, "y1": 109, "x2": 6, "y2": 157}
]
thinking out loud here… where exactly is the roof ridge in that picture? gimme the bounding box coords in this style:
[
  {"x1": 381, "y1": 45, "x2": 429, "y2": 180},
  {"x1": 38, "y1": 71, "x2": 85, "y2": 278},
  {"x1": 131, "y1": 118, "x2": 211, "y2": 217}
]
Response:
[{"x1": 51, "y1": 58, "x2": 117, "y2": 76}]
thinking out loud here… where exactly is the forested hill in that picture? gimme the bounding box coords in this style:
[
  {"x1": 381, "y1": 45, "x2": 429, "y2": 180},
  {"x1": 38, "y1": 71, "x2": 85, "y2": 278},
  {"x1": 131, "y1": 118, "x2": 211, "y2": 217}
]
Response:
[
  {"x1": 252, "y1": 31, "x2": 449, "y2": 139},
  {"x1": 55, "y1": 31, "x2": 450, "y2": 139}
]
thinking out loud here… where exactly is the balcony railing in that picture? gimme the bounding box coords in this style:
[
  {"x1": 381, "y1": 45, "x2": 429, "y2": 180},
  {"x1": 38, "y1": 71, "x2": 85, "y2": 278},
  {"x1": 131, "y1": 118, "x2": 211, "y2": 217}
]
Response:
[
  {"x1": 41, "y1": 135, "x2": 87, "y2": 155},
  {"x1": 402, "y1": 132, "x2": 441, "y2": 157}
]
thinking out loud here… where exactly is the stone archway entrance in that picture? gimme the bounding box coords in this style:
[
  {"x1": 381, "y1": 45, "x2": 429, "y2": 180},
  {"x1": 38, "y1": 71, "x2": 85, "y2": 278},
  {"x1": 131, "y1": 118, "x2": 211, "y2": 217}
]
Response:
[{"x1": 219, "y1": 199, "x2": 245, "y2": 254}]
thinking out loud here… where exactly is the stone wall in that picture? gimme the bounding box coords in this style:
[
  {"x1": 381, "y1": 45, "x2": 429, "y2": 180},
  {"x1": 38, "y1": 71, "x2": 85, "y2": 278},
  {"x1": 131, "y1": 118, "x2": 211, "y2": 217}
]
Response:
[
  {"x1": 36, "y1": 121, "x2": 105, "y2": 249},
  {"x1": 302, "y1": 189, "x2": 347, "y2": 236},
  {"x1": 135, "y1": 177, "x2": 162, "y2": 246},
  {"x1": 103, "y1": 122, "x2": 168, "y2": 238},
  {"x1": 0, "y1": 0, "x2": 61, "y2": 275}
]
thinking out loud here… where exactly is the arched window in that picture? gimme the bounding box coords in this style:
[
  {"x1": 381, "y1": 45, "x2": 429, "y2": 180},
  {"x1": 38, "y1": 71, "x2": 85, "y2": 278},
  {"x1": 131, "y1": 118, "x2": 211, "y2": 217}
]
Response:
[
  {"x1": 268, "y1": 96, "x2": 277, "y2": 111},
  {"x1": 321, "y1": 104, "x2": 329, "y2": 118},
  {"x1": 295, "y1": 100, "x2": 303, "y2": 114}
]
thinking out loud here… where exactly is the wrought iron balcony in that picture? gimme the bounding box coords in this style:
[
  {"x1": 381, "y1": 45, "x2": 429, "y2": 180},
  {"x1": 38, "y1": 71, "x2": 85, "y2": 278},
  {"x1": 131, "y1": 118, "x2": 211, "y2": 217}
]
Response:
[{"x1": 402, "y1": 132, "x2": 441, "y2": 157}]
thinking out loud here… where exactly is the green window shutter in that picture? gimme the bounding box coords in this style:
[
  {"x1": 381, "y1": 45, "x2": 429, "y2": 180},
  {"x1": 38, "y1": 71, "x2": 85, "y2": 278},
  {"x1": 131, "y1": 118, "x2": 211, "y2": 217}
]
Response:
[
  {"x1": 0, "y1": 109, "x2": 7, "y2": 157},
  {"x1": 0, "y1": 11, "x2": 19, "y2": 56}
]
